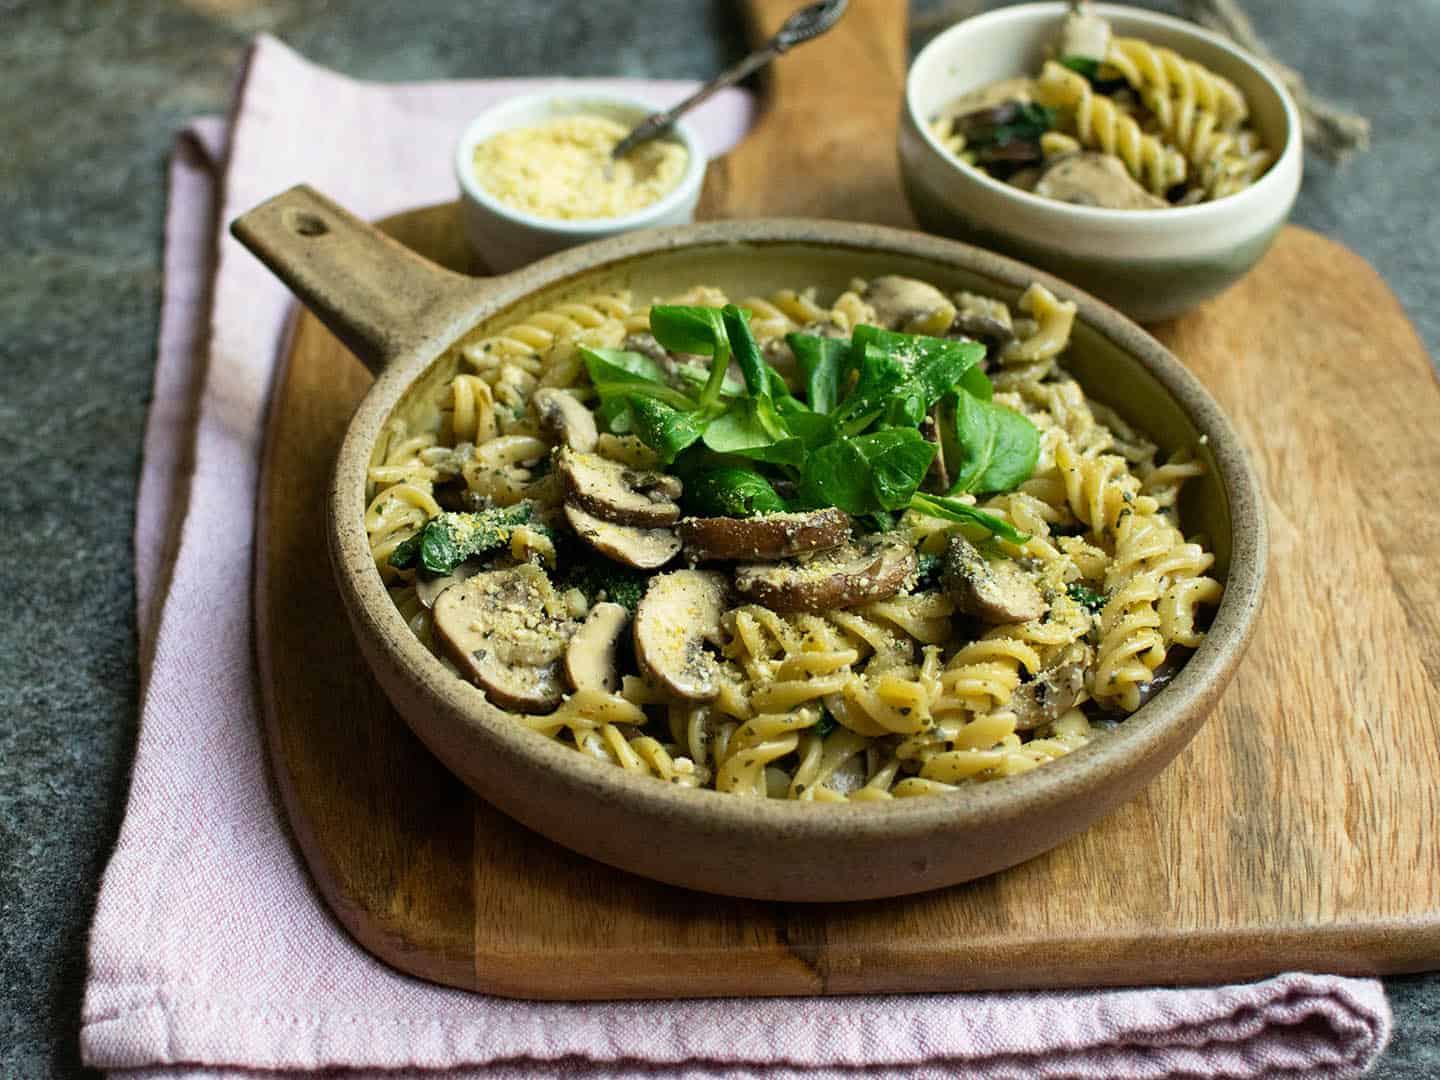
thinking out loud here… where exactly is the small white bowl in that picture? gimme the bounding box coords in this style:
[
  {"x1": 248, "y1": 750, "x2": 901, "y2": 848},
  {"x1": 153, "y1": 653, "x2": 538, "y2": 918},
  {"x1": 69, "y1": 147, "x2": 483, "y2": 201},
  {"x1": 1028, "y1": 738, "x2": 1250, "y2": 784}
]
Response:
[
  {"x1": 455, "y1": 92, "x2": 707, "y2": 273},
  {"x1": 899, "y1": 2, "x2": 1303, "y2": 322}
]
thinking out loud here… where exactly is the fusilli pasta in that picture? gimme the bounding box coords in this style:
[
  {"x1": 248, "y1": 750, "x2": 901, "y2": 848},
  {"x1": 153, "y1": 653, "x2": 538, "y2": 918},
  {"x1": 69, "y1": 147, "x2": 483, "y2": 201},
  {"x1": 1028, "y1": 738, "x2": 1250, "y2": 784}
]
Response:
[
  {"x1": 927, "y1": 12, "x2": 1272, "y2": 207},
  {"x1": 368, "y1": 272, "x2": 1221, "y2": 801}
]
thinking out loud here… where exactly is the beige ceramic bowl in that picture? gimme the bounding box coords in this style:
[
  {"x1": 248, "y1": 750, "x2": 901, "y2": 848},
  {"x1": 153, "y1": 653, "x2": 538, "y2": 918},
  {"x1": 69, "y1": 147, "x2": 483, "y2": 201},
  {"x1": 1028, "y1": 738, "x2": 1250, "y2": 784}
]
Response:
[
  {"x1": 232, "y1": 185, "x2": 1266, "y2": 902},
  {"x1": 455, "y1": 91, "x2": 707, "y2": 274},
  {"x1": 900, "y1": 2, "x2": 1303, "y2": 322}
]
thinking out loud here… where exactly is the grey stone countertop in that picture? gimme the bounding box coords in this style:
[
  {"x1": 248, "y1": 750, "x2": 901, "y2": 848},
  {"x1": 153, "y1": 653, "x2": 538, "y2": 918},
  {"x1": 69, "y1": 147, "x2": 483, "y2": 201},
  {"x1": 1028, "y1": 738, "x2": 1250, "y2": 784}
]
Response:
[{"x1": 1, "y1": 1, "x2": 1436, "y2": 1075}]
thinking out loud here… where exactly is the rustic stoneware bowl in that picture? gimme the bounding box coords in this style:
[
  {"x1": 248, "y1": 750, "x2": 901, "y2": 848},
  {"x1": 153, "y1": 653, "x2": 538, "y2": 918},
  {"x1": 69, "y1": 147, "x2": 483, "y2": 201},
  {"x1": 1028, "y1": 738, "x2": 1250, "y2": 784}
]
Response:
[
  {"x1": 232, "y1": 184, "x2": 1266, "y2": 903},
  {"x1": 899, "y1": 2, "x2": 1303, "y2": 322}
]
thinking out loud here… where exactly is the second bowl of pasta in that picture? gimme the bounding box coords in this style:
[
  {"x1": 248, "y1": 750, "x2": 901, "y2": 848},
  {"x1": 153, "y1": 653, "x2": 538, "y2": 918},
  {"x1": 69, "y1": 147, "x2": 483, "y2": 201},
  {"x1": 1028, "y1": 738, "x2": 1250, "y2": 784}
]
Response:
[{"x1": 899, "y1": 2, "x2": 1302, "y2": 322}]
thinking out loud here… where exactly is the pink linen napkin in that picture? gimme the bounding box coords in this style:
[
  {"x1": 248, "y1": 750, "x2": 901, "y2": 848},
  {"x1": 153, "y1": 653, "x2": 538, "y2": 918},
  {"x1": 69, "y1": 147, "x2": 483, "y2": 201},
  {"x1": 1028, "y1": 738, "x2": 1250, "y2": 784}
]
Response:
[{"x1": 85, "y1": 34, "x2": 1392, "y2": 1079}]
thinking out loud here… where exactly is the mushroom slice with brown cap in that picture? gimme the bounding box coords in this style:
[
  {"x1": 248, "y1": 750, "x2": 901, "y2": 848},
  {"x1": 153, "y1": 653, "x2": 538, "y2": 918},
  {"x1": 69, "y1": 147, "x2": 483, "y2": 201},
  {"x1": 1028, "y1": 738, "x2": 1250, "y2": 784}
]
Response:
[
  {"x1": 1034, "y1": 152, "x2": 1169, "y2": 211},
  {"x1": 1009, "y1": 642, "x2": 1092, "y2": 731},
  {"x1": 565, "y1": 601, "x2": 630, "y2": 693},
  {"x1": 950, "y1": 292, "x2": 1015, "y2": 352},
  {"x1": 620, "y1": 331, "x2": 673, "y2": 367},
  {"x1": 431, "y1": 563, "x2": 575, "y2": 713},
  {"x1": 533, "y1": 387, "x2": 598, "y2": 452},
  {"x1": 564, "y1": 503, "x2": 681, "y2": 570},
  {"x1": 733, "y1": 533, "x2": 917, "y2": 614},
  {"x1": 557, "y1": 448, "x2": 682, "y2": 527},
  {"x1": 861, "y1": 276, "x2": 956, "y2": 334},
  {"x1": 633, "y1": 569, "x2": 728, "y2": 701},
  {"x1": 941, "y1": 534, "x2": 1046, "y2": 624},
  {"x1": 677, "y1": 508, "x2": 851, "y2": 562}
]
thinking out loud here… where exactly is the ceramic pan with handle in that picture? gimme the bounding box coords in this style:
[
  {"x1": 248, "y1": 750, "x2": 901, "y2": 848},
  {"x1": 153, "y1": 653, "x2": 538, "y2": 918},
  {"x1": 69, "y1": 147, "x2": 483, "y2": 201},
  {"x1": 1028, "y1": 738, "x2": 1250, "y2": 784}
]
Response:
[{"x1": 233, "y1": 184, "x2": 1265, "y2": 902}]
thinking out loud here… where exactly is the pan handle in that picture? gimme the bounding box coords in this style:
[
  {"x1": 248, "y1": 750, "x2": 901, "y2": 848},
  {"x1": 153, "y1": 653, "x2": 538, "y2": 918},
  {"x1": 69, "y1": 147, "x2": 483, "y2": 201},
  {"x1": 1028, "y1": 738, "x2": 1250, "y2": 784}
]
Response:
[{"x1": 231, "y1": 185, "x2": 478, "y2": 375}]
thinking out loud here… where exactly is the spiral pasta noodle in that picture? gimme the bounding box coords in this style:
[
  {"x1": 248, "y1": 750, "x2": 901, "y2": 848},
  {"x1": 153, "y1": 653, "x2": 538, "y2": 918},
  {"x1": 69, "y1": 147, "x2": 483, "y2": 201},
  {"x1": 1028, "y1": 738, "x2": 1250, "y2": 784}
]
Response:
[
  {"x1": 1035, "y1": 61, "x2": 1189, "y2": 195},
  {"x1": 1002, "y1": 283, "x2": 1078, "y2": 367},
  {"x1": 1104, "y1": 38, "x2": 1269, "y2": 199},
  {"x1": 1106, "y1": 37, "x2": 1248, "y2": 141}
]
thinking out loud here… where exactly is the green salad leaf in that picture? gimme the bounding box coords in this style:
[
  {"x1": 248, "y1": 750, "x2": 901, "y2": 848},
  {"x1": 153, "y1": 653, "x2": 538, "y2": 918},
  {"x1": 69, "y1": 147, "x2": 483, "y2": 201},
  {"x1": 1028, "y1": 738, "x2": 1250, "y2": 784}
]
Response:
[
  {"x1": 799, "y1": 428, "x2": 937, "y2": 514},
  {"x1": 721, "y1": 304, "x2": 771, "y2": 398},
  {"x1": 649, "y1": 304, "x2": 733, "y2": 407},
  {"x1": 580, "y1": 347, "x2": 693, "y2": 409},
  {"x1": 788, "y1": 333, "x2": 848, "y2": 415},
  {"x1": 683, "y1": 466, "x2": 789, "y2": 518},
  {"x1": 626, "y1": 395, "x2": 706, "y2": 463},
  {"x1": 908, "y1": 492, "x2": 1030, "y2": 545},
  {"x1": 831, "y1": 343, "x2": 908, "y2": 433},
  {"x1": 579, "y1": 346, "x2": 698, "y2": 442},
  {"x1": 852, "y1": 326, "x2": 986, "y2": 406},
  {"x1": 938, "y1": 386, "x2": 1041, "y2": 496},
  {"x1": 571, "y1": 303, "x2": 1042, "y2": 540}
]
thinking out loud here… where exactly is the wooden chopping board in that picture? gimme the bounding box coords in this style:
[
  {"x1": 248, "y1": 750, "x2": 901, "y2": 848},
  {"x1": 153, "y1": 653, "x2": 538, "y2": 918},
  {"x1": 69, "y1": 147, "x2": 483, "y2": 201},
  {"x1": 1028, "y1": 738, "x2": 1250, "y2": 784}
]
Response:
[{"x1": 255, "y1": 0, "x2": 1440, "y2": 997}]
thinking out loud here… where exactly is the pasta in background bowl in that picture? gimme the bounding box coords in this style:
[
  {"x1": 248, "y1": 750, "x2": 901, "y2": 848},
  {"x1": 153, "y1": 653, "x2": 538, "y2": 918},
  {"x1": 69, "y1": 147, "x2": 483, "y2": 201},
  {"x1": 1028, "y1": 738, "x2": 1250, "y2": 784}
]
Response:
[
  {"x1": 232, "y1": 189, "x2": 1266, "y2": 901},
  {"x1": 899, "y1": 2, "x2": 1302, "y2": 322}
]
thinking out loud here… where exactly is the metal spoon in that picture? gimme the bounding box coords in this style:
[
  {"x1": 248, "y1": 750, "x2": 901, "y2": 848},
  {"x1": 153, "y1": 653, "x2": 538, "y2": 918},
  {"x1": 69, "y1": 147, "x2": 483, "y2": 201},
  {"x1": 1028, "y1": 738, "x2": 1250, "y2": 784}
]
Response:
[{"x1": 610, "y1": 0, "x2": 850, "y2": 161}]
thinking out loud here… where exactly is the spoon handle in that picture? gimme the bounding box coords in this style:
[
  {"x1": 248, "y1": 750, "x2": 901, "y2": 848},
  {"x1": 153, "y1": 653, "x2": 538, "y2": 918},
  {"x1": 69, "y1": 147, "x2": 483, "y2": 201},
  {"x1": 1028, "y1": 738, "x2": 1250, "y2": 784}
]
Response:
[
  {"x1": 611, "y1": 0, "x2": 849, "y2": 160},
  {"x1": 612, "y1": 49, "x2": 779, "y2": 160}
]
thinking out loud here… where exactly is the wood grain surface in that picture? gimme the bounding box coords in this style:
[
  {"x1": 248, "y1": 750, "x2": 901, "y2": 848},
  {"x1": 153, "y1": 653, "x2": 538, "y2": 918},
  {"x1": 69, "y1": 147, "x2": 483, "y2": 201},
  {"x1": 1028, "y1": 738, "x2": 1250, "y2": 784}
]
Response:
[{"x1": 255, "y1": 0, "x2": 1440, "y2": 997}]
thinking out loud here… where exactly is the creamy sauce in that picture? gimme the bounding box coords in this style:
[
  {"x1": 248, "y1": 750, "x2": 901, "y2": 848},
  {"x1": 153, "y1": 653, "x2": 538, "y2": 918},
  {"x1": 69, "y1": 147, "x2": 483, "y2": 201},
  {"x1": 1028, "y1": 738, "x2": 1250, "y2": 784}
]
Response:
[{"x1": 472, "y1": 115, "x2": 688, "y2": 221}]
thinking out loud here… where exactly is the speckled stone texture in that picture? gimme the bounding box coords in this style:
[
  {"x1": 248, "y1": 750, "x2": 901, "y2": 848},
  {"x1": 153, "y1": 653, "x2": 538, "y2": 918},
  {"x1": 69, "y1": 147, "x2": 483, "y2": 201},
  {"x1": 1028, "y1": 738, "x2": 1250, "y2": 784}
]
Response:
[{"x1": 0, "y1": 2, "x2": 1435, "y2": 1077}]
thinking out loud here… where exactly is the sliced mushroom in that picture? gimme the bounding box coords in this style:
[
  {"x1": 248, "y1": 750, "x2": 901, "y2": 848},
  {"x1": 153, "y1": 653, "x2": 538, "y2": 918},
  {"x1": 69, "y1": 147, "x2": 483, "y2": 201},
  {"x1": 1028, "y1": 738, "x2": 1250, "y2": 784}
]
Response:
[
  {"x1": 633, "y1": 569, "x2": 728, "y2": 700},
  {"x1": 533, "y1": 388, "x2": 598, "y2": 452},
  {"x1": 1135, "y1": 646, "x2": 1193, "y2": 709},
  {"x1": 941, "y1": 534, "x2": 1047, "y2": 624},
  {"x1": 1006, "y1": 166, "x2": 1045, "y2": 192},
  {"x1": 564, "y1": 601, "x2": 629, "y2": 693},
  {"x1": 796, "y1": 317, "x2": 849, "y2": 341},
  {"x1": 435, "y1": 486, "x2": 492, "y2": 513},
  {"x1": 415, "y1": 555, "x2": 486, "y2": 609},
  {"x1": 594, "y1": 432, "x2": 662, "y2": 470},
  {"x1": 861, "y1": 275, "x2": 956, "y2": 334},
  {"x1": 951, "y1": 292, "x2": 1015, "y2": 352},
  {"x1": 419, "y1": 441, "x2": 476, "y2": 481},
  {"x1": 565, "y1": 503, "x2": 680, "y2": 570},
  {"x1": 1034, "y1": 152, "x2": 1170, "y2": 211},
  {"x1": 432, "y1": 564, "x2": 574, "y2": 713},
  {"x1": 938, "y1": 76, "x2": 1036, "y2": 120},
  {"x1": 619, "y1": 332, "x2": 743, "y2": 394},
  {"x1": 733, "y1": 533, "x2": 917, "y2": 614},
  {"x1": 557, "y1": 448, "x2": 682, "y2": 527},
  {"x1": 761, "y1": 336, "x2": 803, "y2": 393},
  {"x1": 677, "y1": 508, "x2": 851, "y2": 562},
  {"x1": 1010, "y1": 642, "x2": 1092, "y2": 730},
  {"x1": 620, "y1": 331, "x2": 672, "y2": 366},
  {"x1": 949, "y1": 101, "x2": 1046, "y2": 171}
]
